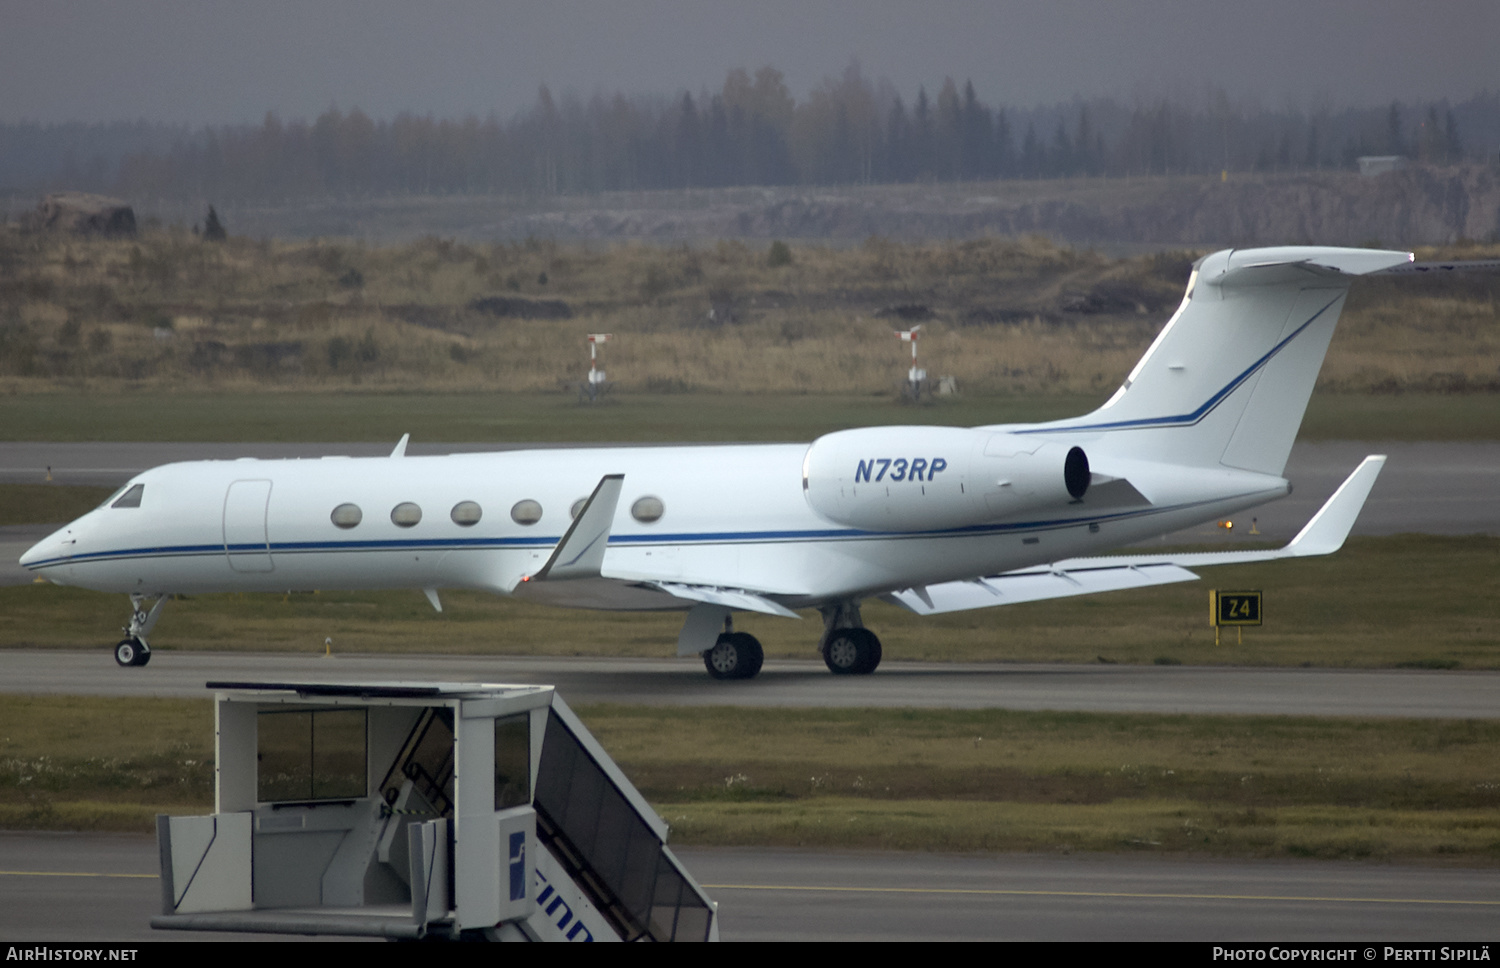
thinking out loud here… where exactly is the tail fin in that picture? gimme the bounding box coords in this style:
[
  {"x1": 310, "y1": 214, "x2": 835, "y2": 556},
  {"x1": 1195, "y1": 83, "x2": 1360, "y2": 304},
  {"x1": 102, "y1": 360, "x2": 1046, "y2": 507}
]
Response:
[{"x1": 1029, "y1": 246, "x2": 1411, "y2": 476}]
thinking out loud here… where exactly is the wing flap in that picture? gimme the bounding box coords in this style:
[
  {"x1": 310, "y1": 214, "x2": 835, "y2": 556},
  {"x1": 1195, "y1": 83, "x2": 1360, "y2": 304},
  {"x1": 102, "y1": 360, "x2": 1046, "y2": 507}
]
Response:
[
  {"x1": 884, "y1": 563, "x2": 1198, "y2": 616},
  {"x1": 651, "y1": 581, "x2": 800, "y2": 618}
]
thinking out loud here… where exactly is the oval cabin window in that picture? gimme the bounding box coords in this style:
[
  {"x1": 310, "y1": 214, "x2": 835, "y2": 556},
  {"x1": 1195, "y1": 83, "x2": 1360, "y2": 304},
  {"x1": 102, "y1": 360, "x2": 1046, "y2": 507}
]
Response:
[
  {"x1": 330, "y1": 503, "x2": 362, "y2": 529},
  {"x1": 451, "y1": 501, "x2": 482, "y2": 526},
  {"x1": 510, "y1": 499, "x2": 542, "y2": 526},
  {"x1": 631, "y1": 496, "x2": 664, "y2": 523},
  {"x1": 391, "y1": 502, "x2": 422, "y2": 527},
  {"x1": 570, "y1": 498, "x2": 587, "y2": 519}
]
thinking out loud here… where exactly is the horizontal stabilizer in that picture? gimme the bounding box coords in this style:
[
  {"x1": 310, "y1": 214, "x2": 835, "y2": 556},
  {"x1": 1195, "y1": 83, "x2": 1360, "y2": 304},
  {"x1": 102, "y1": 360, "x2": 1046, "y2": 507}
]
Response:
[
  {"x1": 531, "y1": 474, "x2": 624, "y2": 581},
  {"x1": 1371, "y1": 258, "x2": 1500, "y2": 276},
  {"x1": 652, "y1": 581, "x2": 801, "y2": 618},
  {"x1": 1281, "y1": 454, "x2": 1386, "y2": 556},
  {"x1": 1075, "y1": 454, "x2": 1385, "y2": 569},
  {"x1": 884, "y1": 455, "x2": 1384, "y2": 617},
  {"x1": 884, "y1": 562, "x2": 1198, "y2": 616}
]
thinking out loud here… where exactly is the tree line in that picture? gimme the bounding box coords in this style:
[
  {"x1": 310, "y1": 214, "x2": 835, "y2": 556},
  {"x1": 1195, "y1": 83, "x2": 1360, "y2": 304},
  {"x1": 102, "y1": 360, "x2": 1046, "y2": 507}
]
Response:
[{"x1": 6, "y1": 65, "x2": 1498, "y2": 204}]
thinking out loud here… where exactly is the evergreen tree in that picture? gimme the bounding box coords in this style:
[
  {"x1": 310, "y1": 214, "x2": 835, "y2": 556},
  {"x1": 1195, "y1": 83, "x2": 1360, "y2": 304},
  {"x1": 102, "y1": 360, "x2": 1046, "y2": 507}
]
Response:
[{"x1": 202, "y1": 205, "x2": 226, "y2": 242}]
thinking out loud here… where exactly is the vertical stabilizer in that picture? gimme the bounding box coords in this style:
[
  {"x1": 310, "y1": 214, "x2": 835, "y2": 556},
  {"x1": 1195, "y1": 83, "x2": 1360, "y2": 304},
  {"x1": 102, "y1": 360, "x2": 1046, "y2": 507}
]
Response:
[{"x1": 1018, "y1": 246, "x2": 1411, "y2": 476}]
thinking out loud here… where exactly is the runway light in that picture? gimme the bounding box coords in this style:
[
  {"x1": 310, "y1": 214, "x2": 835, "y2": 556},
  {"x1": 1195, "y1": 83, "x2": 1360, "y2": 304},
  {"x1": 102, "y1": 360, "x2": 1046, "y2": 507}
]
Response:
[{"x1": 1217, "y1": 520, "x2": 1234, "y2": 530}]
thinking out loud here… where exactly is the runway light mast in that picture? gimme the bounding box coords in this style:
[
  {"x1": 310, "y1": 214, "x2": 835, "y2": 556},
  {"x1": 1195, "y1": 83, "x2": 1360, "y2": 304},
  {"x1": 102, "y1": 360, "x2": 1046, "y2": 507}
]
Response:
[
  {"x1": 584, "y1": 333, "x2": 611, "y2": 403},
  {"x1": 895, "y1": 325, "x2": 926, "y2": 399}
]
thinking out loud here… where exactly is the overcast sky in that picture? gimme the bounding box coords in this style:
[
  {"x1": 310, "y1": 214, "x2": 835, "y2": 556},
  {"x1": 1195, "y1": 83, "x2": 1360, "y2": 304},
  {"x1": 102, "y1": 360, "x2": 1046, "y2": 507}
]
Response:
[{"x1": 3, "y1": 0, "x2": 1497, "y2": 125}]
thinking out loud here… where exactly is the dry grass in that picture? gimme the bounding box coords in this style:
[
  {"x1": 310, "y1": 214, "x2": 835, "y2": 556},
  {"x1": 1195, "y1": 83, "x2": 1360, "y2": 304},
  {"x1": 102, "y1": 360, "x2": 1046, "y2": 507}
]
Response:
[{"x1": 4, "y1": 227, "x2": 1495, "y2": 398}]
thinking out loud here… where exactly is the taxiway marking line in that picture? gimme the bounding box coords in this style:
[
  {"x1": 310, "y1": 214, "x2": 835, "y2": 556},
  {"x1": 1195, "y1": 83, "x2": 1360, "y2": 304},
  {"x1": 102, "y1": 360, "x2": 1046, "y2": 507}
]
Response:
[
  {"x1": 702, "y1": 884, "x2": 1500, "y2": 906},
  {"x1": 0, "y1": 870, "x2": 156, "y2": 880}
]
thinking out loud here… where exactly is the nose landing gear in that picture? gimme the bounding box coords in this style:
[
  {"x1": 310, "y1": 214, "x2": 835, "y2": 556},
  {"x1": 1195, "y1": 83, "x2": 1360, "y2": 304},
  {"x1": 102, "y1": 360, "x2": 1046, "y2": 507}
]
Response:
[
  {"x1": 115, "y1": 637, "x2": 150, "y2": 667},
  {"x1": 115, "y1": 593, "x2": 169, "y2": 669}
]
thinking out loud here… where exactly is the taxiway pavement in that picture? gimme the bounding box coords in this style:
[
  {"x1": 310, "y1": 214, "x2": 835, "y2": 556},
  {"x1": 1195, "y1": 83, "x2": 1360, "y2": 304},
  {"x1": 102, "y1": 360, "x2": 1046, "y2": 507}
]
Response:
[
  {"x1": 2, "y1": 834, "x2": 1496, "y2": 942},
  {"x1": 3, "y1": 650, "x2": 1498, "y2": 718}
]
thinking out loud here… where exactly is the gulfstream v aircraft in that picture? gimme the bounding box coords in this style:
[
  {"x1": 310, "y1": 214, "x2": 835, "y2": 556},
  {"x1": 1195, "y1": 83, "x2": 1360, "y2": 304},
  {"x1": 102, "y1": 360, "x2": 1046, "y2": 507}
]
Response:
[{"x1": 25, "y1": 246, "x2": 1441, "y2": 678}]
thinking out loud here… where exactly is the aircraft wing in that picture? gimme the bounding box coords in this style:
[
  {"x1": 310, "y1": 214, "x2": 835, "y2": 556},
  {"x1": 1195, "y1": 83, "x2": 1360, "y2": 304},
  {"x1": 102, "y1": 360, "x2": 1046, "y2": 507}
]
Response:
[
  {"x1": 516, "y1": 473, "x2": 806, "y2": 619},
  {"x1": 885, "y1": 455, "x2": 1385, "y2": 617}
]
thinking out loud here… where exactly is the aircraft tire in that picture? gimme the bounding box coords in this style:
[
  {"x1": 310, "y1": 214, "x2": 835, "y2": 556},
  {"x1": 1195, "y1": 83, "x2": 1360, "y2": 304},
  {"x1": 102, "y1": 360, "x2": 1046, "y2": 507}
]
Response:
[
  {"x1": 858, "y1": 631, "x2": 883, "y2": 674},
  {"x1": 823, "y1": 628, "x2": 880, "y2": 675},
  {"x1": 703, "y1": 632, "x2": 763, "y2": 680},
  {"x1": 114, "y1": 638, "x2": 142, "y2": 668}
]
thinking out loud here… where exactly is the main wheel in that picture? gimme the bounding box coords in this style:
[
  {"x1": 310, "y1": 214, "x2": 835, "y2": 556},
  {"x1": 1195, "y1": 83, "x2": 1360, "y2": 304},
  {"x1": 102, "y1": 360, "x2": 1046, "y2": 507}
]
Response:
[
  {"x1": 823, "y1": 628, "x2": 882, "y2": 675},
  {"x1": 114, "y1": 638, "x2": 142, "y2": 667},
  {"x1": 703, "y1": 632, "x2": 764, "y2": 681}
]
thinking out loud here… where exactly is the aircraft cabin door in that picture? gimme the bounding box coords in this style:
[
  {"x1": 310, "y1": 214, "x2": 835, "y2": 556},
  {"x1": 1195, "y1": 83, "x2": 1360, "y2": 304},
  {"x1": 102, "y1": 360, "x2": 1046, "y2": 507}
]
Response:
[{"x1": 223, "y1": 479, "x2": 275, "y2": 573}]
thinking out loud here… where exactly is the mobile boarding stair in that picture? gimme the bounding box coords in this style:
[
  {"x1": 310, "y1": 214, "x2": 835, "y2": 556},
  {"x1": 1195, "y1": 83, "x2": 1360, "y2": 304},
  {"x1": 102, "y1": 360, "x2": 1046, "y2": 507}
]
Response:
[{"x1": 151, "y1": 681, "x2": 717, "y2": 941}]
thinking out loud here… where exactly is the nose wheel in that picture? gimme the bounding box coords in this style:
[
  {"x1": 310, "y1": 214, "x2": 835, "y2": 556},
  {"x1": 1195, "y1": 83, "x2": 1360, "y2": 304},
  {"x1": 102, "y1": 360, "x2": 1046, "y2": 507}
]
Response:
[
  {"x1": 114, "y1": 637, "x2": 151, "y2": 667},
  {"x1": 114, "y1": 593, "x2": 168, "y2": 669}
]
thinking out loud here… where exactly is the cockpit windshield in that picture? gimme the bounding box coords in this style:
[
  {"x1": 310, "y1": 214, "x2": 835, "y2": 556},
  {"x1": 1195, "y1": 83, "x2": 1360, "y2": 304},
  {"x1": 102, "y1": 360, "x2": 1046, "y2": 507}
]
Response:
[{"x1": 109, "y1": 484, "x2": 145, "y2": 509}]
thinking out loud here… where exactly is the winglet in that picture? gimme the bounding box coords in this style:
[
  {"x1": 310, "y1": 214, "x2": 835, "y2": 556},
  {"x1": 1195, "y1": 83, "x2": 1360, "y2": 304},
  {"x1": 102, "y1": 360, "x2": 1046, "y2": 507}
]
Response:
[
  {"x1": 531, "y1": 474, "x2": 625, "y2": 581},
  {"x1": 390, "y1": 433, "x2": 410, "y2": 458},
  {"x1": 1284, "y1": 455, "x2": 1386, "y2": 557}
]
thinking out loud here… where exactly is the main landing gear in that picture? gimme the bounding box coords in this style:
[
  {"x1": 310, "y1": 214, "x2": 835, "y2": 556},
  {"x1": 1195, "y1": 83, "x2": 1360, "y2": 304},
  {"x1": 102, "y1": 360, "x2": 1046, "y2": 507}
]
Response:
[
  {"x1": 691, "y1": 601, "x2": 884, "y2": 681},
  {"x1": 703, "y1": 632, "x2": 764, "y2": 680},
  {"x1": 817, "y1": 601, "x2": 882, "y2": 676},
  {"x1": 703, "y1": 616, "x2": 765, "y2": 680},
  {"x1": 822, "y1": 627, "x2": 882, "y2": 675},
  {"x1": 114, "y1": 593, "x2": 169, "y2": 668}
]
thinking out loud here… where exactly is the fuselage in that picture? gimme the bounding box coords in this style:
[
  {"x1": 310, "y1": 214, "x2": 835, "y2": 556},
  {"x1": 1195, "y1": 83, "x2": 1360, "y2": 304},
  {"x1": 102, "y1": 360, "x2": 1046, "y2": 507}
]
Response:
[{"x1": 21, "y1": 438, "x2": 1289, "y2": 609}]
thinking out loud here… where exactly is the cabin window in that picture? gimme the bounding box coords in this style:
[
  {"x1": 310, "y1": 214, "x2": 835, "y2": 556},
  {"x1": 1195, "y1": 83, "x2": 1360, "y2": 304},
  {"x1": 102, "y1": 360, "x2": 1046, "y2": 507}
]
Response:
[
  {"x1": 510, "y1": 499, "x2": 542, "y2": 525},
  {"x1": 450, "y1": 501, "x2": 482, "y2": 526},
  {"x1": 569, "y1": 498, "x2": 587, "y2": 519},
  {"x1": 631, "y1": 495, "x2": 664, "y2": 523},
  {"x1": 391, "y1": 502, "x2": 422, "y2": 527},
  {"x1": 111, "y1": 484, "x2": 144, "y2": 509},
  {"x1": 330, "y1": 503, "x2": 362, "y2": 529}
]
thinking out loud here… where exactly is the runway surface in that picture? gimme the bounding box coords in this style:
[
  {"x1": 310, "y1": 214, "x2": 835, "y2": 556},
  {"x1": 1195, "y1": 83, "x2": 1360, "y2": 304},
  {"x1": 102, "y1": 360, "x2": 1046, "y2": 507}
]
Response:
[
  {"x1": 1, "y1": 834, "x2": 1495, "y2": 942},
  {"x1": 3, "y1": 650, "x2": 1498, "y2": 718}
]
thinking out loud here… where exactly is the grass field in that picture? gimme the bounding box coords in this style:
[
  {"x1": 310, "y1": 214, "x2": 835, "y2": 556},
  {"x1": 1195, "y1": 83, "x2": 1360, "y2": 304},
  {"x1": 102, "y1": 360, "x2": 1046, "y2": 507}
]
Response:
[
  {"x1": 3, "y1": 697, "x2": 1496, "y2": 862},
  {"x1": 0, "y1": 390, "x2": 1497, "y2": 445},
  {"x1": 3, "y1": 229, "x2": 1497, "y2": 400}
]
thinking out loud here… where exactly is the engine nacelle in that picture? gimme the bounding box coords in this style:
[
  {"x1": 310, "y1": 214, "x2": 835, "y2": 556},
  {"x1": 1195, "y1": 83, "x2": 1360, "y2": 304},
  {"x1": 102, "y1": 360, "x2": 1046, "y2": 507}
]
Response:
[{"x1": 802, "y1": 426, "x2": 1088, "y2": 532}]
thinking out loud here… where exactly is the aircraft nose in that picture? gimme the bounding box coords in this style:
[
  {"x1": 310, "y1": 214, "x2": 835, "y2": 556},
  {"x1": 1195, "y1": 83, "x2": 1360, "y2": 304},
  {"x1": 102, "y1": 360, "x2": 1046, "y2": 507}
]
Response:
[{"x1": 20, "y1": 526, "x2": 74, "y2": 570}]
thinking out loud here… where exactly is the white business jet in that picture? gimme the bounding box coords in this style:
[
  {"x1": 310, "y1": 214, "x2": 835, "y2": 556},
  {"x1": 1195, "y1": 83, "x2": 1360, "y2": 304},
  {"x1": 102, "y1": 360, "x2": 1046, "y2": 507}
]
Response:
[{"x1": 24, "y1": 246, "x2": 1441, "y2": 677}]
